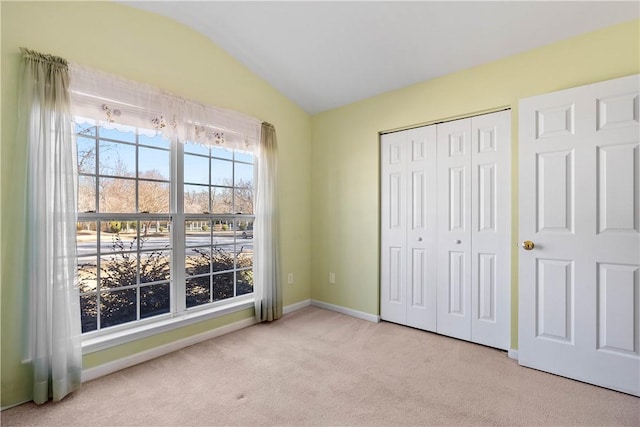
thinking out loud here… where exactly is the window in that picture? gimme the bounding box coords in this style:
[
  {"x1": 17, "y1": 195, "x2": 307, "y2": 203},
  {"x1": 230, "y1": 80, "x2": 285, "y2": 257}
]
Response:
[
  {"x1": 182, "y1": 141, "x2": 254, "y2": 309},
  {"x1": 76, "y1": 118, "x2": 255, "y2": 334}
]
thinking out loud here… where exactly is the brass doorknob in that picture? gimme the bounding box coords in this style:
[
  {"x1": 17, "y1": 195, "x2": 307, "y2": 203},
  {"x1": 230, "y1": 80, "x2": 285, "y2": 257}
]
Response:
[{"x1": 522, "y1": 240, "x2": 535, "y2": 250}]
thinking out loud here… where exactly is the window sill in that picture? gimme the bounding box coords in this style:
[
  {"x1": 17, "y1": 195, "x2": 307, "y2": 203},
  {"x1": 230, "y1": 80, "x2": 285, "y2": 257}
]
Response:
[{"x1": 82, "y1": 297, "x2": 255, "y2": 355}]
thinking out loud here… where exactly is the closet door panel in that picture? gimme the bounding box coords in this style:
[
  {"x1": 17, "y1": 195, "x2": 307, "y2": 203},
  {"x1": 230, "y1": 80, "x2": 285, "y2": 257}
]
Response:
[
  {"x1": 406, "y1": 126, "x2": 437, "y2": 331},
  {"x1": 471, "y1": 111, "x2": 511, "y2": 350},
  {"x1": 437, "y1": 119, "x2": 473, "y2": 341},
  {"x1": 381, "y1": 131, "x2": 408, "y2": 324}
]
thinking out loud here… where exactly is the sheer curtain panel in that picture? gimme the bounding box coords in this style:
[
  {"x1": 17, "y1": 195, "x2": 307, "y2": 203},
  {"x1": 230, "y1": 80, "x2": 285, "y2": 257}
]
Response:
[
  {"x1": 254, "y1": 123, "x2": 282, "y2": 322},
  {"x1": 19, "y1": 48, "x2": 82, "y2": 404}
]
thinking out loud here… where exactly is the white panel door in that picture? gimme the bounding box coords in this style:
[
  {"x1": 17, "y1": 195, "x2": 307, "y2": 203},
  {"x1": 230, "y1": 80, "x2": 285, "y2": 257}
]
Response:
[
  {"x1": 406, "y1": 126, "x2": 438, "y2": 331},
  {"x1": 381, "y1": 131, "x2": 408, "y2": 325},
  {"x1": 381, "y1": 126, "x2": 437, "y2": 330},
  {"x1": 437, "y1": 118, "x2": 473, "y2": 341},
  {"x1": 519, "y1": 74, "x2": 640, "y2": 396},
  {"x1": 471, "y1": 111, "x2": 511, "y2": 350}
]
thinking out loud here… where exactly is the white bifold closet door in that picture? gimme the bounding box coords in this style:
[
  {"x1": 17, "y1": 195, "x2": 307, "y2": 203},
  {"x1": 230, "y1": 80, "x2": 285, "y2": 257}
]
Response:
[
  {"x1": 436, "y1": 111, "x2": 511, "y2": 349},
  {"x1": 380, "y1": 110, "x2": 511, "y2": 350},
  {"x1": 380, "y1": 126, "x2": 437, "y2": 331}
]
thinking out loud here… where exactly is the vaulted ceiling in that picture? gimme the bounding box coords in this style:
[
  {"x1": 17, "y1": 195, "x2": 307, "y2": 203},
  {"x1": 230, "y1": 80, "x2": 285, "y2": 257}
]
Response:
[{"x1": 121, "y1": 1, "x2": 639, "y2": 114}]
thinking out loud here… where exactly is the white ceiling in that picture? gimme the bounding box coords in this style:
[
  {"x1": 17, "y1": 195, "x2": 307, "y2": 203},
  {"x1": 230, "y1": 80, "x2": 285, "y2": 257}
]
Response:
[{"x1": 121, "y1": 1, "x2": 639, "y2": 114}]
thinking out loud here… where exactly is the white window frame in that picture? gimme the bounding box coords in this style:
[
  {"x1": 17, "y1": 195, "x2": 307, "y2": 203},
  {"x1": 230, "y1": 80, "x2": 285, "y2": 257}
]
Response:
[
  {"x1": 175, "y1": 140, "x2": 256, "y2": 314},
  {"x1": 76, "y1": 119, "x2": 256, "y2": 352}
]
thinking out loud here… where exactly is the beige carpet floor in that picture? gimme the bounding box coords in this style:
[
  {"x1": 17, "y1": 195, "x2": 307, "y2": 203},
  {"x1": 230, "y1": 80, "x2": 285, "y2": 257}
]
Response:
[{"x1": 2, "y1": 306, "x2": 639, "y2": 426}]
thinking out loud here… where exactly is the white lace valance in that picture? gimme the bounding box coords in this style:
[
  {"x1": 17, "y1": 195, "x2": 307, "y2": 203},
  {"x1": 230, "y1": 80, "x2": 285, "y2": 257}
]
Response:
[{"x1": 69, "y1": 63, "x2": 261, "y2": 152}]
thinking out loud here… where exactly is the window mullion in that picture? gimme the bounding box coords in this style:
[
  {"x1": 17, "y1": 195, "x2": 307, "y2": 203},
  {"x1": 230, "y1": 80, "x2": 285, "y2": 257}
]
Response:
[
  {"x1": 96, "y1": 219, "x2": 102, "y2": 330},
  {"x1": 174, "y1": 140, "x2": 186, "y2": 314},
  {"x1": 173, "y1": 219, "x2": 186, "y2": 314},
  {"x1": 94, "y1": 127, "x2": 100, "y2": 212}
]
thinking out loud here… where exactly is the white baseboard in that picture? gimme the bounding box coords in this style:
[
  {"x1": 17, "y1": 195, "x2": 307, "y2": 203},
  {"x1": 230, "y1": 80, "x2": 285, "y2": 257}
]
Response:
[
  {"x1": 311, "y1": 299, "x2": 380, "y2": 323},
  {"x1": 508, "y1": 349, "x2": 519, "y2": 360},
  {"x1": 283, "y1": 299, "x2": 311, "y2": 314},
  {"x1": 82, "y1": 317, "x2": 257, "y2": 383}
]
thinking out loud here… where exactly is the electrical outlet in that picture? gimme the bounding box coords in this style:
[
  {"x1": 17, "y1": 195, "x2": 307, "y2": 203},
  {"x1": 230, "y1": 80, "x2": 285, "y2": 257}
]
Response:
[
  {"x1": 287, "y1": 273, "x2": 294, "y2": 285},
  {"x1": 329, "y1": 272, "x2": 336, "y2": 284}
]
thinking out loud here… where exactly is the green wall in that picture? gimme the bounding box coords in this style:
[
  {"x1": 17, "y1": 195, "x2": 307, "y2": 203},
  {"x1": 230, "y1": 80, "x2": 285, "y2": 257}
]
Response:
[
  {"x1": 310, "y1": 19, "x2": 640, "y2": 348},
  {"x1": 1, "y1": 1, "x2": 311, "y2": 407}
]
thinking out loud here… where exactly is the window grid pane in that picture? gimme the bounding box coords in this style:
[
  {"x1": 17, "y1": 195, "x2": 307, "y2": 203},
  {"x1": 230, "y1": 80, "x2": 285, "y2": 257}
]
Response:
[
  {"x1": 75, "y1": 123, "x2": 173, "y2": 331},
  {"x1": 183, "y1": 215, "x2": 254, "y2": 309},
  {"x1": 76, "y1": 120, "x2": 255, "y2": 333},
  {"x1": 77, "y1": 218, "x2": 172, "y2": 332}
]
